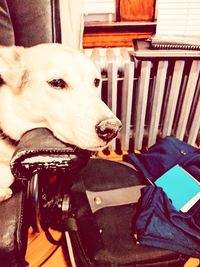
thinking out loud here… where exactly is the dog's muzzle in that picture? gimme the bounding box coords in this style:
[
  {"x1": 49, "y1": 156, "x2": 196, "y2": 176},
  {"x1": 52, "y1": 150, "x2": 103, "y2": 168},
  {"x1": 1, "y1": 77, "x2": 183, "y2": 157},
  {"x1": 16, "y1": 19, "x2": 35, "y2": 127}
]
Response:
[{"x1": 95, "y1": 118, "x2": 122, "y2": 143}]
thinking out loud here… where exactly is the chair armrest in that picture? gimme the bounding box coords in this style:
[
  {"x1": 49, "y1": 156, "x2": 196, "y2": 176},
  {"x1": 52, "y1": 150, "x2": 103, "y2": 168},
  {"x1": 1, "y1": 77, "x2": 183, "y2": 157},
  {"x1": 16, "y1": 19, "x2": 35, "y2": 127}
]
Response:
[{"x1": 0, "y1": 183, "x2": 28, "y2": 267}]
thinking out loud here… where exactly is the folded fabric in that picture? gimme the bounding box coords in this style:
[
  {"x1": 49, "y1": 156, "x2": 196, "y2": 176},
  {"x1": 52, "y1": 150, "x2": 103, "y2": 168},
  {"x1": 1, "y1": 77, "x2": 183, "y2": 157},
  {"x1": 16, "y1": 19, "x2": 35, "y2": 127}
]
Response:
[
  {"x1": 134, "y1": 186, "x2": 200, "y2": 258},
  {"x1": 124, "y1": 136, "x2": 200, "y2": 257},
  {"x1": 123, "y1": 136, "x2": 200, "y2": 182}
]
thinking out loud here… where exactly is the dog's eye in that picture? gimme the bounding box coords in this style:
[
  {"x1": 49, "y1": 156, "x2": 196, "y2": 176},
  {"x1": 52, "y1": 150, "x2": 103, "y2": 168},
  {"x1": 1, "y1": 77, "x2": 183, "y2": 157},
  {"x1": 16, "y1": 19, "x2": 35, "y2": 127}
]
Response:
[
  {"x1": 48, "y1": 79, "x2": 67, "y2": 89},
  {"x1": 94, "y1": 78, "x2": 100, "y2": 87}
]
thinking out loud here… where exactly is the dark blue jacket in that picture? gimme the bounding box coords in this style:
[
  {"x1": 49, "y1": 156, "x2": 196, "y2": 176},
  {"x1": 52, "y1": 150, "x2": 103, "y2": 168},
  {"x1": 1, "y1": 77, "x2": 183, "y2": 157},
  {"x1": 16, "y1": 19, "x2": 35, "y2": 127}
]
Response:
[
  {"x1": 134, "y1": 186, "x2": 200, "y2": 258},
  {"x1": 123, "y1": 136, "x2": 200, "y2": 182},
  {"x1": 123, "y1": 136, "x2": 200, "y2": 258}
]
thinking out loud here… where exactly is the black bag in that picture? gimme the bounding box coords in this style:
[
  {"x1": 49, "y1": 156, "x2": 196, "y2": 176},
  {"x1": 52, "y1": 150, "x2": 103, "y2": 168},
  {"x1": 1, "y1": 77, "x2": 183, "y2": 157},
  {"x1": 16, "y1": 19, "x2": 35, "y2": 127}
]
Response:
[{"x1": 66, "y1": 158, "x2": 189, "y2": 267}]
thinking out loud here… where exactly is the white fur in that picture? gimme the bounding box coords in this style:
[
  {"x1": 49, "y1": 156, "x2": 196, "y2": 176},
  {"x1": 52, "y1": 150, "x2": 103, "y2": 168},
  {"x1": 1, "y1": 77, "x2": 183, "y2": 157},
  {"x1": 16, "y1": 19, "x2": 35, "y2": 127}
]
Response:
[{"x1": 0, "y1": 43, "x2": 121, "y2": 201}]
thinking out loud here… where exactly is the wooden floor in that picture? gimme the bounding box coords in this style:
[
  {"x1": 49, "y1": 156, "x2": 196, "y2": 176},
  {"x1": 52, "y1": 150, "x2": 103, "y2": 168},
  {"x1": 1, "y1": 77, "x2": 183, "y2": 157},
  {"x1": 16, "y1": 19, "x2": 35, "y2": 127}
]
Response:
[
  {"x1": 26, "y1": 229, "x2": 67, "y2": 267},
  {"x1": 26, "y1": 152, "x2": 200, "y2": 267}
]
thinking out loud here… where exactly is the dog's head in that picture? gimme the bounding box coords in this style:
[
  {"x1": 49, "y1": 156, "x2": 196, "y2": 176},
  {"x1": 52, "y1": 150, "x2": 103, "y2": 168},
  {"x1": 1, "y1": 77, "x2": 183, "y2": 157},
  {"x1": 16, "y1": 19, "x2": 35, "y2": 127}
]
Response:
[{"x1": 0, "y1": 44, "x2": 121, "y2": 151}]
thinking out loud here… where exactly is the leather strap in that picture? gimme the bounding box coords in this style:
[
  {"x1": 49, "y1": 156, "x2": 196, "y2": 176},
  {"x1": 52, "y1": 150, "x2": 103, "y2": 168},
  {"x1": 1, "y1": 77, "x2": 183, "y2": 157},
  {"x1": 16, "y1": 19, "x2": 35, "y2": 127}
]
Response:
[{"x1": 86, "y1": 185, "x2": 145, "y2": 213}]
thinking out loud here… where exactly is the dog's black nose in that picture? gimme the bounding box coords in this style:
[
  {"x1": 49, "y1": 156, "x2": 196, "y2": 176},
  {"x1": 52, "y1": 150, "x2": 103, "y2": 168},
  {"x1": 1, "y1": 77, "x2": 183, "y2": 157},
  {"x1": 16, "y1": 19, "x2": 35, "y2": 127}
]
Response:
[{"x1": 95, "y1": 118, "x2": 122, "y2": 142}]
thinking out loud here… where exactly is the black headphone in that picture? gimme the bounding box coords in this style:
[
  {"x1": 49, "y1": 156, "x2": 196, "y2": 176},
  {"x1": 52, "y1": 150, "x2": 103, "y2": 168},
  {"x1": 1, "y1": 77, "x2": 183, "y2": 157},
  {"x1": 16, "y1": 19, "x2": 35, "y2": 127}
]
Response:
[{"x1": 10, "y1": 128, "x2": 91, "y2": 244}]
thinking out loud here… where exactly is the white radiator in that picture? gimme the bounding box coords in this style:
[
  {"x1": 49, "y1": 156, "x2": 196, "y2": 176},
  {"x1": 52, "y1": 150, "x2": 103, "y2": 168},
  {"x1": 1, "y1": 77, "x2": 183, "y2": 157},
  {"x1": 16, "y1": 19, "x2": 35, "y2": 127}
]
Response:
[{"x1": 84, "y1": 48, "x2": 200, "y2": 152}]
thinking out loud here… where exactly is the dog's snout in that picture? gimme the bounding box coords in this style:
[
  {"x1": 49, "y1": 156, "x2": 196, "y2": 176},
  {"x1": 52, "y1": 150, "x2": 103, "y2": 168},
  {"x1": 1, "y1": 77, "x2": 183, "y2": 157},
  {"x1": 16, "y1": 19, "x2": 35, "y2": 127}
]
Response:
[{"x1": 95, "y1": 118, "x2": 122, "y2": 142}]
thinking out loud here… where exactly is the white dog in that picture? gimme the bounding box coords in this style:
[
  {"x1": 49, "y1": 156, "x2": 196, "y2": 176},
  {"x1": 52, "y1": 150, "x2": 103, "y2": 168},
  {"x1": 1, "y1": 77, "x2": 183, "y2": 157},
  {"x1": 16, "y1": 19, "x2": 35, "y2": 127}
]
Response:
[{"x1": 0, "y1": 43, "x2": 121, "y2": 201}]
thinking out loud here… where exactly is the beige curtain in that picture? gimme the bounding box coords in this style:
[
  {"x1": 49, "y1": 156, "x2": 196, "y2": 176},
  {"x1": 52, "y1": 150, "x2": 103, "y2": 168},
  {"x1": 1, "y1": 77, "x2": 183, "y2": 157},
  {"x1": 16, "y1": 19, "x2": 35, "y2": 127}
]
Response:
[{"x1": 59, "y1": 0, "x2": 84, "y2": 49}]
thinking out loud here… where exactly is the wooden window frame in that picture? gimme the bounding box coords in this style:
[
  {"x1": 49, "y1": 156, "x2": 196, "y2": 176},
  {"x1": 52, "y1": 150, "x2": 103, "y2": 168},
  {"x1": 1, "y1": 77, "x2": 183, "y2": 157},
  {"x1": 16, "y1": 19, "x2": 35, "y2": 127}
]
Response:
[
  {"x1": 83, "y1": 0, "x2": 157, "y2": 48},
  {"x1": 83, "y1": 21, "x2": 156, "y2": 48}
]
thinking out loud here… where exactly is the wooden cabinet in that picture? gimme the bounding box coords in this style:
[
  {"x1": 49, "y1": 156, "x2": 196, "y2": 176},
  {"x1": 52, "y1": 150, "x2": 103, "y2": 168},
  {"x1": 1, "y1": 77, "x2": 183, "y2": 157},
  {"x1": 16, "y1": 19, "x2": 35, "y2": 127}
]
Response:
[{"x1": 120, "y1": 0, "x2": 155, "y2": 21}]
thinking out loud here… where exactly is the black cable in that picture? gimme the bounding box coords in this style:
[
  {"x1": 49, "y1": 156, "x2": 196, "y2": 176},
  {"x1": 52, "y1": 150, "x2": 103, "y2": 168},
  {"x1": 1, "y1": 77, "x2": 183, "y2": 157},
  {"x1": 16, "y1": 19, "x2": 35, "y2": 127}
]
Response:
[
  {"x1": 37, "y1": 243, "x2": 61, "y2": 267},
  {"x1": 45, "y1": 228, "x2": 63, "y2": 246}
]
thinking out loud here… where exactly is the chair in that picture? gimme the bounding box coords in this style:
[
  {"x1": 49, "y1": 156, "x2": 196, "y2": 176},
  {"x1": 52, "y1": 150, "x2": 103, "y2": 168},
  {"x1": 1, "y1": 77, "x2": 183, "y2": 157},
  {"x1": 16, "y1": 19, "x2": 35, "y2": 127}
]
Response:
[{"x1": 0, "y1": 1, "x2": 60, "y2": 266}]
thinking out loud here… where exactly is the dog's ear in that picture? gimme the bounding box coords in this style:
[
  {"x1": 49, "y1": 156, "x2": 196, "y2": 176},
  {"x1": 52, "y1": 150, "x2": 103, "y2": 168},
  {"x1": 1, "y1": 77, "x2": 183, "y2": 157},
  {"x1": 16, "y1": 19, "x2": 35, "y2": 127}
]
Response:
[{"x1": 0, "y1": 46, "x2": 25, "y2": 93}]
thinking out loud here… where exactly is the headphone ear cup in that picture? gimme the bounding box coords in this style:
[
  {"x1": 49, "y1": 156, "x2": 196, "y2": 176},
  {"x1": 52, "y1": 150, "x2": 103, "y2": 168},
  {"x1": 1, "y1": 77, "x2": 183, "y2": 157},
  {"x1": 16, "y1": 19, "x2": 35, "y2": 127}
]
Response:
[
  {"x1": 28, "y1": 171, "x2": 72, "y2": 236},
  {"x1": 28, "y1": 172, "x2": 42, "y2": 232}
]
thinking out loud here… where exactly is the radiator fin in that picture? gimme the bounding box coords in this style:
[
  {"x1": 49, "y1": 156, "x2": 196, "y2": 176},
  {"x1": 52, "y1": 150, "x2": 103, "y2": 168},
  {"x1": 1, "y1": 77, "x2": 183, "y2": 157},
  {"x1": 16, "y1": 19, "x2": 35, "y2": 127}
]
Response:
[
  {"x1": 162, "y1": 61, "x2": 185, "y2": 137},
  {"x1": 176, "y1": 60, "x2": 200, "y2": 140},
  {"x1": 148, "y1": 60, "x2": 168, "y2": 147}
]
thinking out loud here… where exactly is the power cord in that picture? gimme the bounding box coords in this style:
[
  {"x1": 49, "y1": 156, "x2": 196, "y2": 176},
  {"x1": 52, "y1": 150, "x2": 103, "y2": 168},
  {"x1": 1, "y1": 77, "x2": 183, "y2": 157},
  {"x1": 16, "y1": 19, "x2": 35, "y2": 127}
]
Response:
[
  {"x1": 37, "y1": 243, "x2": 61, "y2": 267},
  {"x1": 37, "y1": 231, "x2": 65, "y2": 267}
]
